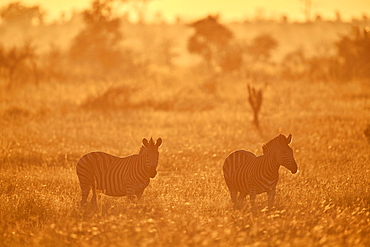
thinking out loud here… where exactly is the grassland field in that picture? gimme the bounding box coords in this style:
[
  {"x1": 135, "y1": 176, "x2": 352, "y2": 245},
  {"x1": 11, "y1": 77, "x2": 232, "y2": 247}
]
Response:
[{"x1": 0, "y1": 72, "x2": 369, "y2": 247}]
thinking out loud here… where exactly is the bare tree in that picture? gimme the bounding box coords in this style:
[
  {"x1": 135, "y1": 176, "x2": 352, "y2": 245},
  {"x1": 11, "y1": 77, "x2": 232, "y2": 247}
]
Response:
[
  {"x1": 119, "y1": 0, "x2": 156, "y2": 24},
  {"x1": 247, "y1": 84, "x2": 263, "y2": 128},
  {"x1": 301, "y1": 0, "x2": 313, "y2": 22}
]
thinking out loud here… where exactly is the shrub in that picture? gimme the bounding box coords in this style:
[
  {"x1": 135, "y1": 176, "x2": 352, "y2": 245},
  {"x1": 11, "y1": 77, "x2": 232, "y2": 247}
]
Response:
[
  {"x1": 81, "y1": 85, "x2": 136, "y2": 111},
  {"x1": 0, "y1": 42, "x2": 38, "y2": 88},
  {"x1": 247, "y1": 34, "x2": 278, "y2": 63},
  {"x1": 0, "y1": 2, "x2": 44, "y2": 26},
  {"x1": 336, "y1": 26, "x2": 370, "y2": 79},
  {"x1": 364, "y1": 124, "x2": 370, "y2": 144}
]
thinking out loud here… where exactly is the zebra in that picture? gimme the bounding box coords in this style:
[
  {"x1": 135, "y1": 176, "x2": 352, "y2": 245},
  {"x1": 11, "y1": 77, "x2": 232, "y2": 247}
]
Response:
[
  {"x1": 76, "y1": 137, "x2": 162, "y2": 209},
  {"x1": 223, "y1": 134, "x2": 297, "y2": 209}
]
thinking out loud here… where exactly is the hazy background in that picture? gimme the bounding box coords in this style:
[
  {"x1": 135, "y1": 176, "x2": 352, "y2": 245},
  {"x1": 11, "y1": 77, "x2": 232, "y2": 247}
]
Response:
[
  {"x1": 2, "y1": 0, "x2": 370, "y2": 22},
  {"x1": 0, "y1": 0, "x2": 369, "y2": 246}
]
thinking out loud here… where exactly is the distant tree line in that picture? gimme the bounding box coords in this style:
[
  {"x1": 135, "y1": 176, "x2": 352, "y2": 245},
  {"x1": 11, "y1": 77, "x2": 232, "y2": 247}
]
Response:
[
  {"x1": 187, "y1": 15, "x2": 370, "y2": 82},
  {"x1": 0, "y1": 1, "x2": 369, "y2": 88}
]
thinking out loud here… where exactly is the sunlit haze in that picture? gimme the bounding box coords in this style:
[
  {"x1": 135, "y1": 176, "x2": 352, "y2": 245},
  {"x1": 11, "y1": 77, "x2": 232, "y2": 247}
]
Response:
[
  {"x1": 1, "y1": 0, "x2": 370, "y2": 246},
  {"x1": 2, "y1": 0, "x2": 370, "y2": 22}
]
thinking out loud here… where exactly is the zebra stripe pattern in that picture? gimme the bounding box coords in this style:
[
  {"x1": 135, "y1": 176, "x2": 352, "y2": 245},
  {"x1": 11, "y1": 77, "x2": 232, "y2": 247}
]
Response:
[
  {"x1": 76, "y1": 137, "x2": 162, "y2": 208},
  {"x1": 223, "y1": 134, "x2": 297, "y2": 209}
]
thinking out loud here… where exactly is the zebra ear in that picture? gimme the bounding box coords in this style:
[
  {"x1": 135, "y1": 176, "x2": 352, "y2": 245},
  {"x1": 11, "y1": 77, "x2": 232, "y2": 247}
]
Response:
[
  {"x1": 143, "y1": 138, "x2": 149, "y2": 147},
  {"x1": 155, "y1": 138, "x2": 162, "y2": 147},
  {"x1": 286, "y1": 134, "x2": 292, "y2": 144}
]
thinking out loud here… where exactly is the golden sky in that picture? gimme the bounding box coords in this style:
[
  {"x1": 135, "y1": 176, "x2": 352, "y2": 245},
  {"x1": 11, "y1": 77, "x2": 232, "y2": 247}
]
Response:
[{"x1": 1, "y1": 0, "x2": 370, "y2": 22}]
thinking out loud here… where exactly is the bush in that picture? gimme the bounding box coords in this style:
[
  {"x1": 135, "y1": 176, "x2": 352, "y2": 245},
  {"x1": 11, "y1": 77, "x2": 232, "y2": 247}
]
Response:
[
  {"x1": 336, "y1": 26, "x2": 370, "y2": 79},
  {"x1": 247, "y1": 34, "x2": 278, "y2": 63},
  {"x1": 0, "y1": 2, "x2": 44, "y2": 26},
  {"x1": 0, "y1": 42, "x2": 38, "y2": 88},
  {"x1": 280, "y1": 26, "x2": 370, "y2": 82}
]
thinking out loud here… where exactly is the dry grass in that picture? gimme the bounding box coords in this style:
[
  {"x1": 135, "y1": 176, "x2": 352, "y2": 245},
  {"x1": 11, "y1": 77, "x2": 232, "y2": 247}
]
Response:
[{"x1": 1, "y1": 75, "x2": 369, "y2": 246}]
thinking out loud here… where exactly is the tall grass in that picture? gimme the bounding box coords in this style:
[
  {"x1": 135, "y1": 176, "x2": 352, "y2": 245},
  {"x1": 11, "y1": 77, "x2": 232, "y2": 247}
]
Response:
[{"x1": 1, "y1": 74, "x2": 369, "y2": 246}]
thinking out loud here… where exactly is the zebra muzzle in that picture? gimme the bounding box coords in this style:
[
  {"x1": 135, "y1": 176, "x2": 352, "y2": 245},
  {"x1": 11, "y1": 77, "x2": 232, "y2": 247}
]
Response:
[
  {"x1": 291, "y1": 162, "x2": 298, "y2": 174},
  {"x1": 149, "y1": 170, "x2": 157, "y2": 178}
]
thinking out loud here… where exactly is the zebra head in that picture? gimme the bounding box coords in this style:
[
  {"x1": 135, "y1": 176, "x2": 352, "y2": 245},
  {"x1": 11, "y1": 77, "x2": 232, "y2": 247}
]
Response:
[
  {"x1": 276, "y1": 134, "x2": 298, "y2": 174},
  {"x1": 141, "y1": 137, "x2": 162, "y2": 178}
]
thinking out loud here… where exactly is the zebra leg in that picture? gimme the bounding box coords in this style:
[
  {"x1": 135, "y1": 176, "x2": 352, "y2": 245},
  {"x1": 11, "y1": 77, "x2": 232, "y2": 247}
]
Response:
[
  {"x1": 230, "y1": 191, "x2": 238, "y2": 204},
  {"x1": 127, "y1": 190, "x2": 137, "y2": 202},
  {"x1": 126, "y1": 187, "x2": 137, "y2": 203},
  {"x1": 238, "y1": 192, "x2": 247, "y2": 202},
  {"x1": 135, "y1": 190, "x2": 144, "y2": 201},
  {"x1": 127, "y1": 194, "x2": 137, "y2": 203},
  {"x1": 267, "y1": 189, "x2": 276, "y2": 209},
  {"x1": 250, "y1": 191, "x2": 256, "y2": 208},
  {"x1": 224, "y1": 174, "x2": 237, "y2": 204},
  {"x1": 80, "y1": 183, "x2": 91, "y2": 207},
  {"x1": 90, "y1": 182, "x2": 99, "y2": 212},
  {"x1": 233, "y1": 192, "x2": 247, "y2": 210}
]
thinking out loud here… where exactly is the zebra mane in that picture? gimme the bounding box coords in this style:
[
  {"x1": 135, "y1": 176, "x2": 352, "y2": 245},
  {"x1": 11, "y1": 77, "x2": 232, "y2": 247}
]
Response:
[
  {"x1": 262, "y1": 134, "x2": 286, "y2": 154},
  {"x1": 139, "y1": 145, "x2": 145, "y2": 154}
]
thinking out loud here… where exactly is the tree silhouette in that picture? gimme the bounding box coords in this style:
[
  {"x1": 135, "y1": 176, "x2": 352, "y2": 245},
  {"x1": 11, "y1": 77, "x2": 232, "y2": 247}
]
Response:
[
  {"x1": 0, "y1": 2, "x2": 44, "y2": 26},
  {"x1": 69, "y1": 0, "x2": 123, "y2": 74},
  {"x1": 125, "y1": 0, "x2": 155, "y2": 24},
  {"x1": 0, "y1": 42, "x2": 38, "y2": 88},
  {"x1": 301, "y1": 0, "x2": 314, "y2": 22},
  {"x1": 188, "y1": 15, "x2": 241, "y2": 73},
  {"x1": 336, "y1": 26, "x2": 370, "y2": 79},
  {"x1": 248, "y1": 34, "x2": 278, "y2": 63}
]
